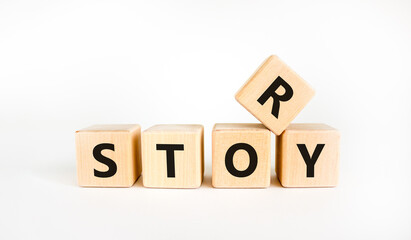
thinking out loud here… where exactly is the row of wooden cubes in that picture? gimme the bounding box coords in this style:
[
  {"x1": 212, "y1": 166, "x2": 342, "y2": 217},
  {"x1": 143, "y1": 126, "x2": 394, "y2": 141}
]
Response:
[{"x1": 76, "y1": 123, "x2": 339, "y2": 188}]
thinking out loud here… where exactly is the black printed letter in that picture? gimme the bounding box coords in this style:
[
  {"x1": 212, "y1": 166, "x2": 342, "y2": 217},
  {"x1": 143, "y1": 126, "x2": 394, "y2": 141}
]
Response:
[
  {"x1": 297, "y1": 144, "x2": 325, "y2": 177},
  {"x1": 225, "y1": 143, "x2": 258, "y2": 177},
  {"x1": 93, "y1": 143, "x2": 117, "y2": 178},
  {"x1": 156, "y1": 144, "x2": 184, "y2": 178},
  {"x1": 257, "y1": 76, "x2": 293, "y2": 118}
]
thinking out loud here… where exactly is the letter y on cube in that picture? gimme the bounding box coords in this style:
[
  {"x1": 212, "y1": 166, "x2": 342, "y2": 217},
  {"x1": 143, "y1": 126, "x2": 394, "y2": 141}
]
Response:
[{"x1": 276, "y1": 124, "x2": 340, "y2": 187}]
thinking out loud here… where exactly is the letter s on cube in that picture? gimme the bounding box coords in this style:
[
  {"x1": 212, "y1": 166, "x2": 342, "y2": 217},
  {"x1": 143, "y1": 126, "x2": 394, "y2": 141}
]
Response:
[
  {"x1": 75, "y1": 124, "x2": 142, "y2": 187},
  {"x1": 235, "y1": 55, "x2": 315, "y2": 135}
]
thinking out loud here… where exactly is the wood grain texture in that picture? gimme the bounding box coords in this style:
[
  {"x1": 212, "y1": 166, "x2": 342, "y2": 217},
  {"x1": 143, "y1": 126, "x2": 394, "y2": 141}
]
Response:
[
  {"x1": 142, "y1": 124, "x2": 204, "y2": 188},
  {"x1": 212, "y1": 123, "x2": 271, "y2": 188},
  {"x1": 235, "y1": 55, "x2": 315, "y2": 135},
  {"x1": 276, "y1": 123, "x2": 340, "y2": 187},
  {"x1": 75, "y1": 124, "x2": 141, "y2": 187}
]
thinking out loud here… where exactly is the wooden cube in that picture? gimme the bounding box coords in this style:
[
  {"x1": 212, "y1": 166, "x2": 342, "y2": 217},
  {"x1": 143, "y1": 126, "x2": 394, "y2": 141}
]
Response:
[
  {"x1": 142, "y1": 124, "x2": 204, "y2": 188},
  {"x1": 276, "y1": 123, "x2": 340, "y2": 187},
  {"x1": 235, "y1": 55, "x2": 315, "y2": 135},
  {"x1": 212, "y1": 123, "x2": 271, "y2": 188},
  {"x1": 75, "y1": 124, "x2": 141, "y2": 187}
]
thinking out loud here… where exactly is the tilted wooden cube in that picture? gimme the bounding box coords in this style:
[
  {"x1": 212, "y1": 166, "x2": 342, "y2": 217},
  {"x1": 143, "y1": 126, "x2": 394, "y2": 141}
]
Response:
[
  {"x1": 235, "y1": 55, "x2": 315, "y2": 135},
  {"x1": 276, "y1": 123, "x2": 340, "y2": 187},
  {"x1": 75, "y1": 124, "x2": 141, "y2": 187},
  {"x1": 142, "y1": 124, "x2": 204, "y2": 188},
  {"x1": 212, "y1": 123, "x2": 271, "y2": 188}
]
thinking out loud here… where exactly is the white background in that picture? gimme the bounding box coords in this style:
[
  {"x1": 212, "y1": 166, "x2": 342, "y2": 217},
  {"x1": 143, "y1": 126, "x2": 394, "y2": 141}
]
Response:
[{"x1": 1, "y1": 0, "x2": 410, "y2": 239}]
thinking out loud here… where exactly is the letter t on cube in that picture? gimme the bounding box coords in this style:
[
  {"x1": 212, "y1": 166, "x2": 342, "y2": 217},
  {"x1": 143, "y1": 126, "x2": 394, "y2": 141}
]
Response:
[
  {"x1": 142, "y1": 124, "x2": 204, "y2": 188},
  {"x1": 235, "y1": 55, "x2": 315, "y2": 135}
]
